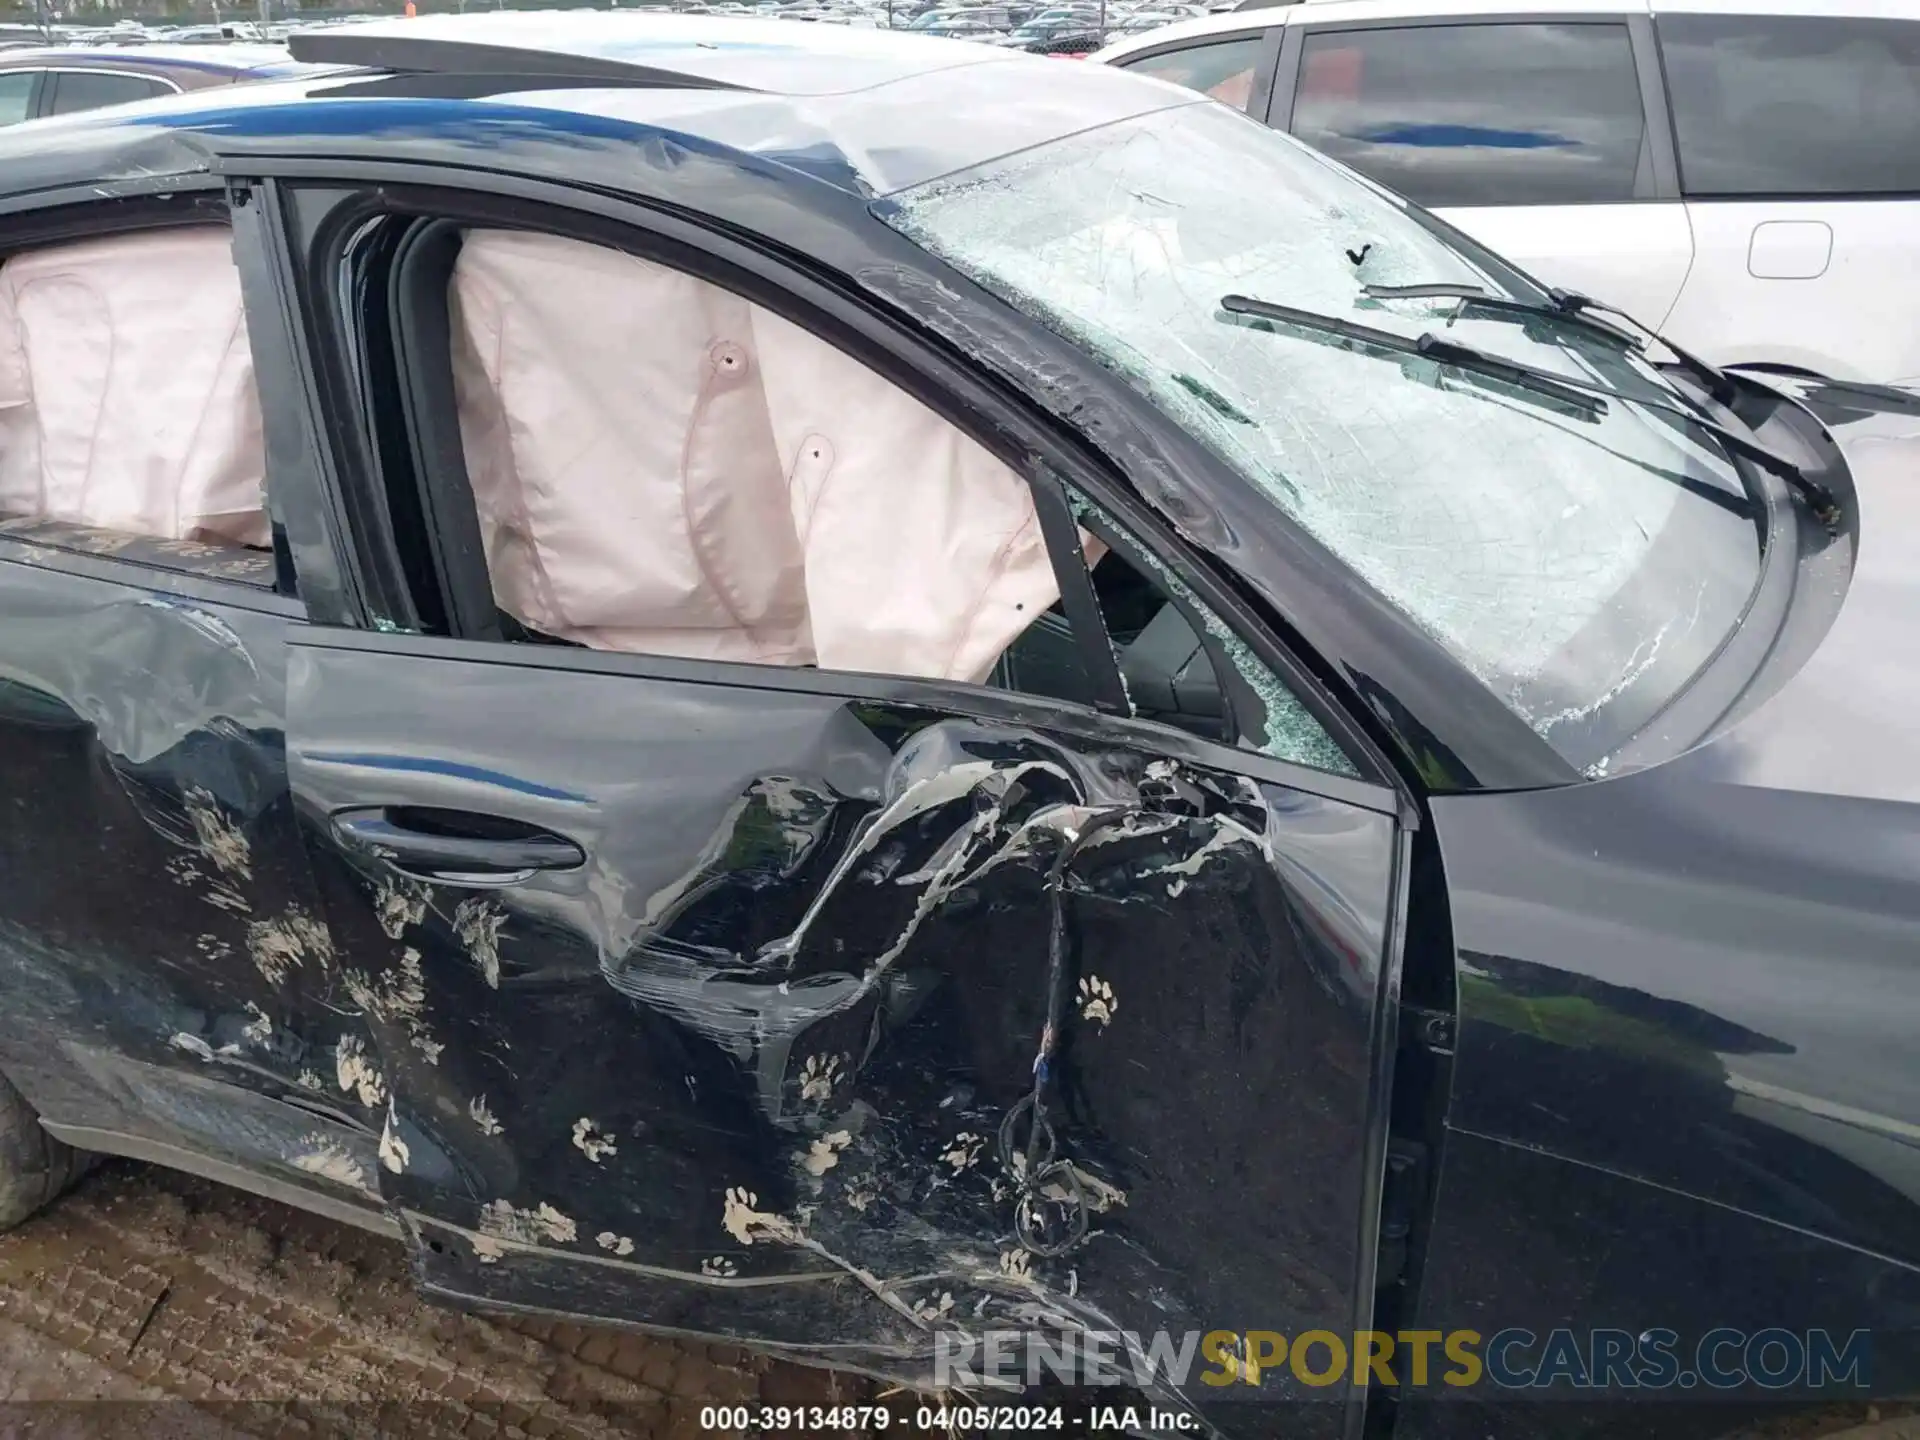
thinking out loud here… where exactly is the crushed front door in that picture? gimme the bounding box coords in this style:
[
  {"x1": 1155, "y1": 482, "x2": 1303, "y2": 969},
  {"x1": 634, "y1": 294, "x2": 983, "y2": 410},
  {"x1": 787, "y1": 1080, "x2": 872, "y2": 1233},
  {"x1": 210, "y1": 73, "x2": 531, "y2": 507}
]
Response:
[{"x1": 285, "y1": 629, "x2": 1405, "y2": 1420}]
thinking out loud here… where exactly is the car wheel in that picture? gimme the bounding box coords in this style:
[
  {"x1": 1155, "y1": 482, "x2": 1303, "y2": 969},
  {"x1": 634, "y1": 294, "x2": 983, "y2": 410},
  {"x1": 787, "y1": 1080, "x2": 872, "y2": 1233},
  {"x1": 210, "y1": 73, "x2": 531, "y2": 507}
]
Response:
[{"x1": 0, "y1": 1070, "x2": 89, "y2": 1231}]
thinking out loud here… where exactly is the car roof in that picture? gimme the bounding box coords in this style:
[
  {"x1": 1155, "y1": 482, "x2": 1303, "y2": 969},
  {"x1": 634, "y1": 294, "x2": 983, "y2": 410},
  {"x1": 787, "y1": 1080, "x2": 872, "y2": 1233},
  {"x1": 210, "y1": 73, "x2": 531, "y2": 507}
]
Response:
[
  {"x1": 0, "y1": 15, "x2": 1196, "y2": 200},
  {"x1": 284, "y1": 13, "x2": 1014, "y2": 95},
  {"x1": 1095, "y1": 0, "x2": 1920, "y2": 57},
  {"x1": 0, "y1": 42, "x2": 302, "y2": 75},
  {"x1": 0, "y1": 41, "x2": 321, "y2": 86}
]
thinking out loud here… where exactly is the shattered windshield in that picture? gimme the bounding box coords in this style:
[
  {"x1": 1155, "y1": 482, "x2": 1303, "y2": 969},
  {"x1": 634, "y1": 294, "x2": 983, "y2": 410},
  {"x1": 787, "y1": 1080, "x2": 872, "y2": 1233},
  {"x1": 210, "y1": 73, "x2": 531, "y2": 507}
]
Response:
[{"x1": 878, "y1": 102, "x2": 1764, "y2": 774}]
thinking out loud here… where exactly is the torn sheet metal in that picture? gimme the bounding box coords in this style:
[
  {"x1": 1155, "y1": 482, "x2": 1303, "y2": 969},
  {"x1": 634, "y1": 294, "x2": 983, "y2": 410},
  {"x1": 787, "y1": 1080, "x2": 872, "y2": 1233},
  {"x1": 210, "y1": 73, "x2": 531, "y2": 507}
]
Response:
[{"x1": 288, "y1": 642, "x2": 1400, "y2": 1421}]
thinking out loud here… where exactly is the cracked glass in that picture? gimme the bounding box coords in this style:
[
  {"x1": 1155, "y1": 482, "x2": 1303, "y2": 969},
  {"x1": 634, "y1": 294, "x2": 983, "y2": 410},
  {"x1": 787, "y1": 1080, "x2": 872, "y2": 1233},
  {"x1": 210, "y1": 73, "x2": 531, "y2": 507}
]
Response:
[{"x1": 879, "y1": 102, "x2": 1765, "y2": 774}]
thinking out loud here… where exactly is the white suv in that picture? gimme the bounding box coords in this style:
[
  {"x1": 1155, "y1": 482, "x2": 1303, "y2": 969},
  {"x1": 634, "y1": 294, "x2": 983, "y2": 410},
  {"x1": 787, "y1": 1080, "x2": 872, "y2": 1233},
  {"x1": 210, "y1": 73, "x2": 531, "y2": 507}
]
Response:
[{"x1": 1094, "y1": 0, "x2": 1920, "y2": 390}]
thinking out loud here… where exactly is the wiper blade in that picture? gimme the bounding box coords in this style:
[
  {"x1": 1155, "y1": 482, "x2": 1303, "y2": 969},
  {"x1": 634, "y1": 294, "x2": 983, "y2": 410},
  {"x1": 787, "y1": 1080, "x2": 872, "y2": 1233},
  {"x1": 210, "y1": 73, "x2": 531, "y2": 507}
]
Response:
[
  {"x1": 1228, "y1": 291, "x2": 1841, "y2": 524},
  {"x1": 1362, "y1": 281, "x2": 1644, "y2": 352},
  {"x1": 1362, "y1": 280, "x2": 1740, "y2": 408},
  {"x1": 1218, "y1": 292, "x2": 1608, "y2": 421},
  {"x1": 1552, "y1": 286, "x2": 1742, "y2": 409}
]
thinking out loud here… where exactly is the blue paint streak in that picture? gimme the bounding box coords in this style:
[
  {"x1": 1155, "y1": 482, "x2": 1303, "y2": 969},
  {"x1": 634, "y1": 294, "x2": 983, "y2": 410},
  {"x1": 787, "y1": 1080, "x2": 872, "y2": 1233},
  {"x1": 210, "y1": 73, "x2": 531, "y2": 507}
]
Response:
[
  {"x1": 304, "y1": 751, "x2": 592, "y2": 804},
  {"x1": 1355, "y1": 122, "x2": 1573, "y2": 150}
]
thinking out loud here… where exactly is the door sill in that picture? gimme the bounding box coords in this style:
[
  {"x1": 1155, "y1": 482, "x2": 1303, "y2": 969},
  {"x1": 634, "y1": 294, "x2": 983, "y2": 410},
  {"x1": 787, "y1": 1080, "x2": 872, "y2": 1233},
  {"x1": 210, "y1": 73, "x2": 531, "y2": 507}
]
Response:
[{"x1": 39, "y1": 1121, "x2": 404, "y2": 1240}]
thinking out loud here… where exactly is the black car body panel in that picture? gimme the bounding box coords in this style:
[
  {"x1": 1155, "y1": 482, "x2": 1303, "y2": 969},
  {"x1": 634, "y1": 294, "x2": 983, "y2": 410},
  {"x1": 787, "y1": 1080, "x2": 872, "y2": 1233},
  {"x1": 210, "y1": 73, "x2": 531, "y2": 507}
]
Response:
[
  {"x1": 0, "y1": 18, "x2": 1914, "y2": 1437},
  {"x1": 283, "y1": 626, "x2": 1403, "y2": 1433}
]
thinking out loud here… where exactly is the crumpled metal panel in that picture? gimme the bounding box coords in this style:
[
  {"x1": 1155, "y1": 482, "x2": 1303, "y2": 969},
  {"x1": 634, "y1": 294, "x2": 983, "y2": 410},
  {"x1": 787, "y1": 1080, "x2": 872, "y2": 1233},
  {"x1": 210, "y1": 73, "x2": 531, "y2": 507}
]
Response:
[
  {"x1": 0, "y1": 550, "x2": 383, "y2": 1206},
  {"x1": 288, "y1": 637, "x2": 1400, "y2": 1422}
]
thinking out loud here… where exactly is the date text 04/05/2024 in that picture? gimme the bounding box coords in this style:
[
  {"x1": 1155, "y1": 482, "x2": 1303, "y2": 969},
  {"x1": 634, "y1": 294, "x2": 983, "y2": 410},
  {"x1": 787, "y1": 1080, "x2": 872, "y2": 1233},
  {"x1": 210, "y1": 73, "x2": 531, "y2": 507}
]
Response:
[{"x1": 696, "y1": 1406, "x2": 1199, "y2": 1431}]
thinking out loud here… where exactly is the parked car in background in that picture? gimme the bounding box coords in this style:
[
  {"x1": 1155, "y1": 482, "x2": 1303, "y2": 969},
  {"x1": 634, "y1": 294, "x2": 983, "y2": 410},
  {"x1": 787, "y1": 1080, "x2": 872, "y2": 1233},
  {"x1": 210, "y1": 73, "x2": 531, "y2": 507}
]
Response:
[
  {"x1": 0, "y1": 44, "x2": 319, "y2": 127},
  {"x1": 1096, "y1": 0, "x2": 1920, "y2": 390}
]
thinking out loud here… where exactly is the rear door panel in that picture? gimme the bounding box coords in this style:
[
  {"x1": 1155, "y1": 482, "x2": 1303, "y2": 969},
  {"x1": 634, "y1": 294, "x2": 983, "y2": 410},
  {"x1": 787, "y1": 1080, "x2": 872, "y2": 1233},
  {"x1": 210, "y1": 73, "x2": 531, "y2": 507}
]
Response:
[
  {"x1": 288, "y1": 629, "x2": 1404, "y2": 1409},
  {"x1": 0, "y1": 539, "x2": 386, "y2": 1219}
]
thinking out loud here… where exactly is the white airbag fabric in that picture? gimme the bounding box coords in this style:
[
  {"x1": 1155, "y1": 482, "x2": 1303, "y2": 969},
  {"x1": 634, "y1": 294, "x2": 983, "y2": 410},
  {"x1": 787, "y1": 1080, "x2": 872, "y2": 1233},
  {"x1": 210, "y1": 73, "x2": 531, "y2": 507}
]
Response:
[
  {"x1": 0, "y1": 228, "x2": 269, "y2": 548},
  {"x1": 451, "y1": 229, "x2": 1061, "y2": 684}
]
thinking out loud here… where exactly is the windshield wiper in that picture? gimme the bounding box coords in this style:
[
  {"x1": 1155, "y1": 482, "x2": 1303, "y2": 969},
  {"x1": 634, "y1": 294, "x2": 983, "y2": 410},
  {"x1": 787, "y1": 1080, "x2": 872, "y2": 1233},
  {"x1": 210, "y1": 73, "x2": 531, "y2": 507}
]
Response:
[
  {"x1": 1219, "y1": 292, "x2": 1609, "y2": 422},
  {"x1": 1361, "y1": 281, "x2": 1741, "y2": 408},
  {"x1": 1252, "y1": 290, "x2": 1840, "y2": 523}
]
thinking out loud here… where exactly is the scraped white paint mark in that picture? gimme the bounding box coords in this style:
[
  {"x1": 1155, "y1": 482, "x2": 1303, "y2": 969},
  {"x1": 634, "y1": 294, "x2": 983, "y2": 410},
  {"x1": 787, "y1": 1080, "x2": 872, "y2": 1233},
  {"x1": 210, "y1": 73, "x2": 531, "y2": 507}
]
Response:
[
  {"x1": 800, "y1": 1130, "x2": 852, "y2": 1177},
  {"x1": 192, "y1": 933, "x2": 232, "y2": 964},
  {"x1": 595, "y1": 1231, "x2": 636, "y2": 1257},
  {"x1": 939, "y1": 1132, "x2": 985, "y2": 1173},
  {"x1": 373, "y1": 875, "x2": 428, "y2": 939},
  {"x1": 453, "y1": 898, "x2": 506, "y2": 989},
  {"x1": 1040, "y1": 1163, "x2": 1128, "y2": 1214},
  {"x1": 334, "y1": 1033, "x2": 386, "y2": 1108},
  {"x1": 291, "y1": 1135, "x2": 370, "y2": 1191},
  {"x1": 205, "y1": 885, "x2": 250, "y2": 916},
  {"x1": 344, "y1": 947, "x2": 440, "y2": 1065},
  {"x1": 700, "y1": 1255, "x2": 738, "y2": 1277},
  {"x1": 721, "y1": 1188, "x2": 796, "y2": 1247},
  {"x1": 798, "y1": 1053, "x2": 842, "y2": 1103},
  {"x1": 246, "y1": 907, "x2": 334, "y2": 986},
  {"x1": 469, "y1": 1095, "x2": 503, "y2": 1136},
  {"x1": 1078, "y1": 975, "x2": 1116, "y2": 1028},
  {"x1": 379, "y1": 1105, "x2": 410, "y2": 1174},
  {"x1": 478, "y1": 1199, "x2": 576, "y2": 1247},
  {"x1": 184, "y1": 786, "x2": 252, "y2": 881},
  {"x1": 571, "y1": 1118, "x2": 617, "y2": 1163},
  {"x1": 914, "y1": 1292, "x2": 955, "y2": 1321},
  {"x1": 1149, "y1": 824, "x2": 1259, "y2": 899},
  {"x1": 169, "y1": 1032, "x2": 216, "y2": 1062},
  {"x1": 240, "y1": 1003, "x2": 272, "y2": 1046},
  {"x1": 295, "y1": 1068, "x2": 324, "y2": 1092}
]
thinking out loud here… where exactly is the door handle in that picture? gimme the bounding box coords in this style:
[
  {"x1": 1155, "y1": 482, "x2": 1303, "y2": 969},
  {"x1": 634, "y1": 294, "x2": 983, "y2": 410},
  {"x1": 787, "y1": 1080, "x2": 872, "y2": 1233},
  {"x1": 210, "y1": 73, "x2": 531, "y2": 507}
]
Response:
[{"x1": 329, "y1": 806, "x2": 585, "y2": 885}]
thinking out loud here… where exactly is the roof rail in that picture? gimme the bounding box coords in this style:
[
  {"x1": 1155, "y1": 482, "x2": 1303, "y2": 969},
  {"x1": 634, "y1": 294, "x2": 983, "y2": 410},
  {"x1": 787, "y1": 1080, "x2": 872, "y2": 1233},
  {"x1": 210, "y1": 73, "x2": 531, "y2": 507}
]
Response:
[{"x1": 285, "y1": 28, "x2": 755, "y2": 91}]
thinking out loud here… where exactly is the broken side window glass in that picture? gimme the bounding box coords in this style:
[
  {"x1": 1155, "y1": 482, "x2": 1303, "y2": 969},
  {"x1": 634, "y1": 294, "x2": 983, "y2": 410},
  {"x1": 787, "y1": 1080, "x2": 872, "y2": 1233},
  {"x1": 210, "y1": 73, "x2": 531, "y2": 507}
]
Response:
[
  {"x1": 1066, "y1": 489, "x2": 1358, "y2": 777},
  {"x1": 877, "y1": 103, "x2": 1766, "y2": 775}
]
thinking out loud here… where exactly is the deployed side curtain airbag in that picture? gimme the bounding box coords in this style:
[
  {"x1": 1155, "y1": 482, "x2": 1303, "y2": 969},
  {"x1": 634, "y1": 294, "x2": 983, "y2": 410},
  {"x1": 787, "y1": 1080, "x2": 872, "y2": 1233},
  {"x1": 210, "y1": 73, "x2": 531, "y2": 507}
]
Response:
[
  {"x1": 0, "y1": 228, "x2": 269, "y2": 548},
  {"x1": 750, "y1": 307, "x2": 1062, "y2": 685},
  {"x1": 450, "y1": 231, "x2": 811, "y2": 665},
  {"x1": 449, "y1": 230, "x2": 1067, "y2": 683}
]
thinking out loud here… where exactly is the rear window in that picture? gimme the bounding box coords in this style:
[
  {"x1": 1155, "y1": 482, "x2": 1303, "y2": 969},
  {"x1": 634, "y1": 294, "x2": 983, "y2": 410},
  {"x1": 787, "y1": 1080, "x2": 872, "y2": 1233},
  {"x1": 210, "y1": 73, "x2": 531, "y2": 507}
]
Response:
[
  {"x1": 1658, "y1": 14, "x2": 1920, "y2": 198},
  {"x1": 1118, "y1": 34, "x2": 1264, "y2": 110},
  {"x1": 45, "y1": 70, "x2": 170, "y2": 117},
  {"x1": 1289, "y1": 22, "x2": 1650, "y2": 208},
  {"x1": 0, "y1": 71, "x2": 34, "y2": 126}
]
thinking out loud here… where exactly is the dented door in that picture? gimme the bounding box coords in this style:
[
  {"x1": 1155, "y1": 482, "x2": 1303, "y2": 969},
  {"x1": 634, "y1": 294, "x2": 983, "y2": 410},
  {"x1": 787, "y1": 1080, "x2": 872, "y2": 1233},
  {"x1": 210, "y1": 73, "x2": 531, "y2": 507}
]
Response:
[
  {"x1": 0, "y1": 542, "x2": 394, "y2": 1223},
  {"x1": 286, "y1": 629, "x2": 1404, "y2": 1417}
]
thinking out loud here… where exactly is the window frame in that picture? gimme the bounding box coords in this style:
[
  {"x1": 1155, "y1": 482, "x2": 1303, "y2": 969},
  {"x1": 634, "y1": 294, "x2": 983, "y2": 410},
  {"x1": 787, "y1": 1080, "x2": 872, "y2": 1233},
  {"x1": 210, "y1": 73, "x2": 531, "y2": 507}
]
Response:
[
  {"x1": 41, "y1": 67, "x2": 179, "y2": 118},
  {"x1": 0, "y1": 187, "x2": 303, "y2": 616},
  {"x1": 1111, "y1": 25, "x2": 1285, "y2": 120},
  {"x1": 255, "y1": 170, "x2": 1394, "y2": 796},
  {"x1": 1272, "y1": 9, "x2": 1683, "y2": 207},
  {"x1": 1653, "y1": 9, "x2": 1920, "y2": 201}
]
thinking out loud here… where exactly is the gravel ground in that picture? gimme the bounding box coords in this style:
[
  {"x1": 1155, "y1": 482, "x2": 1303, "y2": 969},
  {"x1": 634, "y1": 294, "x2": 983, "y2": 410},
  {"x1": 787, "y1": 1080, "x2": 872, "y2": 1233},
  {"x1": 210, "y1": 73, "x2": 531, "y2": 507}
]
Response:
[
  {"x1": 0, "y1": 1160, "x2": 1909, "y2": 1440},
  {"x1": 0, "y1": 1160, "x2": 879, "y2": 1439}
]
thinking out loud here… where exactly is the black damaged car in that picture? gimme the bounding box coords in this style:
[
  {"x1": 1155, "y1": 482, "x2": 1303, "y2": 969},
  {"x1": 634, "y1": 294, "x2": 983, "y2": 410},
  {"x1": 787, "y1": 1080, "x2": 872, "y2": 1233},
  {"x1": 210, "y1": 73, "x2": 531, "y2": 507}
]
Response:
[{"x1": 0, "y1": 14, "x2": 1914, "y2": 1440}]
